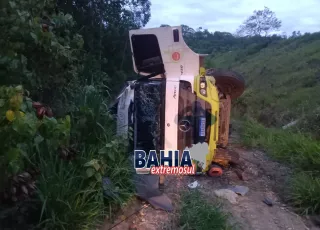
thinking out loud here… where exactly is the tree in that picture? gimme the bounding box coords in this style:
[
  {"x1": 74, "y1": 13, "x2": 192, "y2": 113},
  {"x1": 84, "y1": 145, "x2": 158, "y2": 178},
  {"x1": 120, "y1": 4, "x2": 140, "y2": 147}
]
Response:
[
  {"x1": 0, "y1": 0, "x2": 151, "y2": 114},
  {"x1": 56, "y1": 0, "x2": 151, "y2": 94},
  {"x1": 181, "y1": 24, "x2": 196, "y2": 37},
  {"x1": 0, "y1": 0, "x2": 86, "y2": 114},
  {"x1": 281, "y1": 32, "x2": 287, "y2": 39},
  {"x1": 237, "y1": 7, "x2": 281, "y2": 37},
  {"x1": 291, "y1": 31, "x2": 302, "y2": 38}
]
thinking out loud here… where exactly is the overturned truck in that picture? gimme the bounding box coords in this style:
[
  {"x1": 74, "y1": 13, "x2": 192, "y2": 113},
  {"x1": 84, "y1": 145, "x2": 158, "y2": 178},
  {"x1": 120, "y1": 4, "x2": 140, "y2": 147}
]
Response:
[{"x1": 111, "y1": 26, "x2": 245, "y2": 199}]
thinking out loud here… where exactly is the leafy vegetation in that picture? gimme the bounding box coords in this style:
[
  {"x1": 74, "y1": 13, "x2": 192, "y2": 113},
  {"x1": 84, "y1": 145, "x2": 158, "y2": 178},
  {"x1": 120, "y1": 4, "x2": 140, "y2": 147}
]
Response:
[
  {"x1": 0, "y1": 84, "x2": 134, "y2": 229},
  {"x1": 179, "y1": 25, "x2": 283, "y2": 55},
  {"x1": 0, "y1": 0, "x2": 145, "y2": 229}
]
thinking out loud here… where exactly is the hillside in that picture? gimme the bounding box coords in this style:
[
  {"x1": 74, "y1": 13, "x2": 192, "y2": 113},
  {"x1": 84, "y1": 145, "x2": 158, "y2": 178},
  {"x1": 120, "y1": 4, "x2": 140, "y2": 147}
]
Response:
[
  {"x1": 204, "y1": 32, "x2": 320, "y2": 138},
  {"x1": 188, "y1": 30, "x2": 320, "y2": 216}
]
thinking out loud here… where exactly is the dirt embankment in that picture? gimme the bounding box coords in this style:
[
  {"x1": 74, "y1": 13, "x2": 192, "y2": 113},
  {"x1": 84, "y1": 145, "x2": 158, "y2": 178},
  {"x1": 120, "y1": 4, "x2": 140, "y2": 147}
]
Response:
[{"x1": 103, "y1": 133, "x2": 319, "y2": 230}]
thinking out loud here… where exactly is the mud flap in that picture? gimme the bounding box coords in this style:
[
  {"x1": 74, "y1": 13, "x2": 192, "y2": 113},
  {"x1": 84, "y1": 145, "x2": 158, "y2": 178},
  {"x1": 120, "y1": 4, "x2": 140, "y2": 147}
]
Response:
[
  {"x1": 133, "y1": 174, "x2": 173, "y2": 211},
  {"x1": 130, "y1": 156, "x2": 173, "y2": 212}
]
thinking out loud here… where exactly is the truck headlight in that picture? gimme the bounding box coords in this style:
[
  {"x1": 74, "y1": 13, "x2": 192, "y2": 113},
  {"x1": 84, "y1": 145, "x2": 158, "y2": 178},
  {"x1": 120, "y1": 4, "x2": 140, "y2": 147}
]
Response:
[{"x1": 199, "y1": 77, "x2": 207, "y2": 96}]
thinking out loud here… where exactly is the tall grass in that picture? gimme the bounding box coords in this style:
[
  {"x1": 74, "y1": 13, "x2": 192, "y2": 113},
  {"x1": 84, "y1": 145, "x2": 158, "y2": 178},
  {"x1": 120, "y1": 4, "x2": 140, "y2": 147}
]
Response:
[
  {"x1": 36, "y1": 151, "x2": 105, "y2": 230},
  {"x1": 290, "y1": 172, "x2": 320, "y2": 215},
  {"x1": 31, "y1": 85, "x2": 134, "y2": 229},
  {"x1": 241, "y1": 119, "x2": 320, "y2": 172},
  {"x1": 240, "y1": 119, "x2": 320, "y2": 214},
  {"x1": 178, "y1": 190, "x2": 232, "y2": 230}
]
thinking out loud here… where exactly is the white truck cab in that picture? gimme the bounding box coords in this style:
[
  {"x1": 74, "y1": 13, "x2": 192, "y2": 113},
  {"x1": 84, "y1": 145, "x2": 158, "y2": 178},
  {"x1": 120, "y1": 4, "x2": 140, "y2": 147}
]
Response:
[{"x1": 113, "y1": 25, "x2": 245, "y2": 176}]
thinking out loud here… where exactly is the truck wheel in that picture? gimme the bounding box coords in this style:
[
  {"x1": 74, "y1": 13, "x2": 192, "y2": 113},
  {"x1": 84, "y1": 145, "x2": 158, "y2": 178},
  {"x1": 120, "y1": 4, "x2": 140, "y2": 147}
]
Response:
[{"x1": 206, "y1": 69, "x2": 245, "y2": 99}]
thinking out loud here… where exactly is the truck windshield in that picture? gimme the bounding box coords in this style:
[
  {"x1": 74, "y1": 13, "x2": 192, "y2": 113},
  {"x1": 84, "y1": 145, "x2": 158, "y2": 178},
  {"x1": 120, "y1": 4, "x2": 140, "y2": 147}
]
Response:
[{"x1": 177, "y1": 81, "x2": 212, "y2": 152}]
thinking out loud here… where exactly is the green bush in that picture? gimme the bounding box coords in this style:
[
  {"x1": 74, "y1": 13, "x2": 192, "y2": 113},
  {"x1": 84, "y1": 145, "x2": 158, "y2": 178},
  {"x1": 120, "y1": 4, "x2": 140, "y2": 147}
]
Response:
[
  {"x1": 0, "y1": 85, "x2": 73, "y2": 229},
  {"x1": 35, "y1": 134, "x2": 133, "y2": 230},
  {"x1": 0, "y1": 0, "x2": 147, "y2": 229},
  {"x1": 0, "y1": 85, "x2": 134, "y2": 229},
  {"x1": 34, "y1": 86, "x2": 134, "y2": 229},
  {"x1": 0, "y1": 0, "x2": 84, "y2": 114}
]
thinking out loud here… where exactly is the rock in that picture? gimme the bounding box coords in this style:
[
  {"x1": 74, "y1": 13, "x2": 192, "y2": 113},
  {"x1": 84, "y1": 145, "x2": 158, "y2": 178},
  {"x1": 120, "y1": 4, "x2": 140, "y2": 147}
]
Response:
[
  {"x1": 228, "y1": 185, "x2": 249, "y2": 196},
  {"x1": 188, "y1": 181, "x2": 199, "y2": 189},
  {"x1": 214, "y1": 189, "x2": 238, "y2": 204},
  {"x1": 129, "y1": 224, "x2": 138, "y2": 230},
  {"x1": 263, "y1": 197, "x2": 273, "y2": 206}
]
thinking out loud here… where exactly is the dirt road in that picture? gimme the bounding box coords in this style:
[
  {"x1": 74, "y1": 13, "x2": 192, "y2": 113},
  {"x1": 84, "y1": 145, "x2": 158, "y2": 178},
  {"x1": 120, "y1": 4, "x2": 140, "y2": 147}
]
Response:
[{"x1": 103, "y1": 133, "x2": 319, "y2": 230}]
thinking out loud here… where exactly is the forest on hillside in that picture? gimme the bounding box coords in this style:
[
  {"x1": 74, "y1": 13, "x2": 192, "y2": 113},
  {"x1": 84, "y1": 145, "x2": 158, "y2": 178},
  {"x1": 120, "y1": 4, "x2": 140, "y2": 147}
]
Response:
[
  {"x1": 162, "y1": 8, "x2": 320, "y2": 139},
  {"x1": 0, "y1": 1, "x2": 320, "y2": 229}
]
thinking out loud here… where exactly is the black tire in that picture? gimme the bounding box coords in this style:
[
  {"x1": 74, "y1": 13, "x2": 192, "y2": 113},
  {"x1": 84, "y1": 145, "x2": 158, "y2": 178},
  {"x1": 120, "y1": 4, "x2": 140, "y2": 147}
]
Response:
[{"x1": 206, "y1": 68, "x2": 245, "y2": 99}]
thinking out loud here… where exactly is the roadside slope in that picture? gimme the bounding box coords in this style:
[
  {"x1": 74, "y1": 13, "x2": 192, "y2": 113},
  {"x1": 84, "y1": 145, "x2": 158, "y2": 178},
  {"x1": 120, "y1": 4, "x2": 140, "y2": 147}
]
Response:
[{"x1": 206, "y1": 33, "x2": 320, "y2": 137}]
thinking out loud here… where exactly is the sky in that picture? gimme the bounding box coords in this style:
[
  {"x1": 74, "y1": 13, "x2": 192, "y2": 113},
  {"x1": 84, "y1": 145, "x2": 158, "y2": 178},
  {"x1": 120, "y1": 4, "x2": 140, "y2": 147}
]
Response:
[{"x1": 145, "y1": 0, "x2": 320, "y2": 35}]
